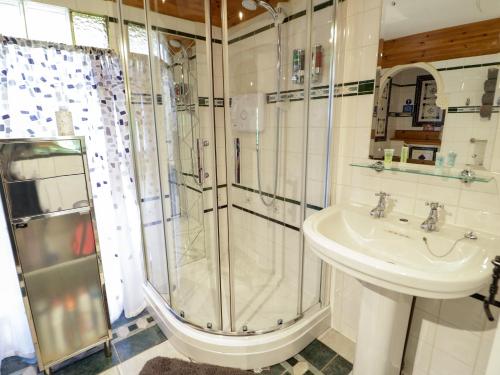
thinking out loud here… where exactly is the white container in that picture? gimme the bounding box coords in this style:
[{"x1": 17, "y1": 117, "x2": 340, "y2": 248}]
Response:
[{"x1": 55, "y1": 107, "x2": 75, "y2": 136}]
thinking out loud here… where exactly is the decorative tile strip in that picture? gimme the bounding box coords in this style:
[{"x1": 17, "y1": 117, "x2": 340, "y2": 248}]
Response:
[
  {"x1": 266, "y1": 85, "x2": 331, "y2": 103},
  {"x1": 140, "y1": 195, "x2": 161, "y2": 202},
  {"x1": 143, "y1": 220, "x2": 163, "y2": 227},
  {"x1": 130, "y1": 92, "x2": 153, "y2": 105},
  {"x1": 232, "y1": 204, "x2": 300, "y2": 231},
  {"x1": 198, "y1": 97, "x2": 225, "y2": 107},
  {"x1": 437, "y1": 61, "x2": 500, "y2": 72},
  {"x1": 333, "y1": 79, "x2": 375, "y2": 97},
  {"x1": 232, "y1": 183, "x2": 323, "y2": 211},
  {"x1": 388, "y1": 112, "x2": 413, "y2": 117},
  {"x1": 448, "y1": 106, "x2": 499, "y2": 114}
]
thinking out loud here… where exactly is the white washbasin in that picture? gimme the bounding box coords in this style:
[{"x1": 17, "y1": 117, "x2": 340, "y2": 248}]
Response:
[{"x1": 303, "y1": 203, "x2": 496, "y2": 299}]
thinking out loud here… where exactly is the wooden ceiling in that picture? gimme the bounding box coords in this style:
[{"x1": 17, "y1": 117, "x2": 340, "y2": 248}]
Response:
[
  {"x1": 122, "y1": 0, "x2": 281, "y2": 27},
  {"x1": 379, "y1": 18, "x2": 500, "y2": 68}
]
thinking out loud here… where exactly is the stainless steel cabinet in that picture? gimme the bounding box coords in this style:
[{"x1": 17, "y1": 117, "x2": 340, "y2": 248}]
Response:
[{"x1": 0, "y1": 138, "x2": 112, "y2": 375}]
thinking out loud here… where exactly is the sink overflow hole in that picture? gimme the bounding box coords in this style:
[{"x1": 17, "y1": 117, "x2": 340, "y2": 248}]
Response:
[{"x1": 399, "y1": 218, "x2": 409, "y2": 222}]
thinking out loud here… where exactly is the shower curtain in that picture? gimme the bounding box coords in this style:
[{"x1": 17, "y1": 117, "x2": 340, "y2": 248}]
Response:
[{"x1": 0, "y1": 36, "x2": 145, "y2": 364}]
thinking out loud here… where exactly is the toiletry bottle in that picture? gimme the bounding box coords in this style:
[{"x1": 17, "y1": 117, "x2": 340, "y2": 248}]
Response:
[
  {"x1": 447, "y1": 151, "x2": 457, "y2": 168},
  {"x1": 400, "y1": 146, "x2": 409, "y2": 167},
  {"x1": 55, "y1": 107, "x2": 74, "y2": 136},
  {"x1": 384, "y1": 149, "x2": 394, "y2": 169},
  {"x1": 311, "y1": 44, "x2": 322, "y2": 83},
  {"x1": 435, "y1": 152, "x2": 445, "y2": 174},
  {"x1": 292, "y1": 49, "x2": 305, "y2": 84}
]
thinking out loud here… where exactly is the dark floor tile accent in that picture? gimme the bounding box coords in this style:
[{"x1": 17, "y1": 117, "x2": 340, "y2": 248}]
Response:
[
  {"x1": 0, "y1": 356, "x2": 35, "y2": 375},
  {"x1": 286, "y1": 357, "x2": 298, "y2": 366},
  {"x1": 113, "y1": 325, "x2": 166, "y2": 362},
  {"x1": 54, "y1": 345, "x2": 119, "y2": 375},
  {"x1": 322, "y1": 355, "x2": 353, "y2": 375},
  {"x1": 268, "y1": 363, "x2": 287, "y2": 374},
  {"x1": 128, "y1": 323, "x2": 138, "y2": 332},
  {"x1": 299, "y1": 339, "x2": 337, "y2": 370},
  {"x1": 111, "y1": 308, "x2": 149, "y2": 330}
]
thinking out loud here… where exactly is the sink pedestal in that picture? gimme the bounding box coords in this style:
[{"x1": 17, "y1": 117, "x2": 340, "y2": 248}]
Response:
[{"x1": 353, "y1": 284, "x2": 413, "y2": 375}]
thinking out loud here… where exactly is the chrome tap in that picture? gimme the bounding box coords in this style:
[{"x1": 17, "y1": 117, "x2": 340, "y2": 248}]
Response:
[
  {"x1": 421, "y1": 202, "x2": 444, "y2": 232},
  {"x1": 370, "y1": 191, "x2": 390, "y2": 218}
]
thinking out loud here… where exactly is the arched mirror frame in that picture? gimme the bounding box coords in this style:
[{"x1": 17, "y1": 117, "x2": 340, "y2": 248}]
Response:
[{"x1": 378, "y1": 62, "x2": 448, "y2": 109}]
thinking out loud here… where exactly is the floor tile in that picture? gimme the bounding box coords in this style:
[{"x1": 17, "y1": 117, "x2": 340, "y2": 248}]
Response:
[
  {"x1": 322, "y1": 356, "x2": 353, "y2": 375},
  {"x1": 113, "y1": 325, "x2": 167, "y2": 363},
  {"x1": 318, "y1": 329, "x2": 356, "y2": 363},
  {"x1": 111, "y1": 309, "x2": 148, "y2": 330},
  {"x1": 54, "y1": 345, "x2": 119, "y2": 375},
  {"x1": 96, "y1": 367, "x2": 119, "y2": 375},
  {"x1": 118, "y1": 341, "x2": 188, "y2": 374},
  {"x1": 286, "y1": 357, "x2": 298, "y2": 367},
  {"x1": 0, "y1": 356, "x2": 35, "y2": 375},
  {"x1": 299, "y1": 339, "x2": 337, "y2": 370},
  {"x1": 266, "y1": 363, "x2": 287, "y2": 375}
]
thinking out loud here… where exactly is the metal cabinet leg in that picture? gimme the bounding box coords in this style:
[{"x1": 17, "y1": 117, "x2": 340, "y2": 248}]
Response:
[
  {"x1": 104, "y1": 340, "x2": 112, "y2": 358},
  {"x1": 44, "y1": 367, "x2": 51, "y2": 375}
]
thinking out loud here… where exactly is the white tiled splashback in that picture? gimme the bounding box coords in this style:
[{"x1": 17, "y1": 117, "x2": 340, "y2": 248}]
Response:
[{"x1": 331, "y1": 0, "x2": 499, "y2": 374}]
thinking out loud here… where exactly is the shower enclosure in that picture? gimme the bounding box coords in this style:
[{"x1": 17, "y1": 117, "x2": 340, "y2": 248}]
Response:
[{"x1": 130, "y1": 0, "x2": 337, "y2": 367}]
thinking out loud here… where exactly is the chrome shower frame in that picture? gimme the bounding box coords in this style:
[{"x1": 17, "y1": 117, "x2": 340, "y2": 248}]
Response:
[{"x1": 130, "y1": 0, "x2": 338, "y2": 336}]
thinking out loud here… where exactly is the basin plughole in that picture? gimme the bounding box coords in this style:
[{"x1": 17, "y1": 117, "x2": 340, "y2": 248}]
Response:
[{"x1": 303, "y1": 203, "x2": 497, "y2": 375}]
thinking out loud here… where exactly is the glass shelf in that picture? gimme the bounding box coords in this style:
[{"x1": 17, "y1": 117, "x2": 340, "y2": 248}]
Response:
[{"x1": 350, "y1": 162, "x2": 494, "y2": 183}]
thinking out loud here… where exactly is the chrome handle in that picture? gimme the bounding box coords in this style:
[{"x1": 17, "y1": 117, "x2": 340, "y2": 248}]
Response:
[
  {"x1": 196, "y1": 139, "x2": 209, "y2": 185},
  {"x1": 375, "y1": 191, "x2": 390, "y2": 198},
  {"x1": 235, "y1": 138, "x2": 241, "y2": 184}
]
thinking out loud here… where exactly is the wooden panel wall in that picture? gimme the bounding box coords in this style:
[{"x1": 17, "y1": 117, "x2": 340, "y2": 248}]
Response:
[{"x1": 379, "y1": 18, "x2": 500, "y2": 68}]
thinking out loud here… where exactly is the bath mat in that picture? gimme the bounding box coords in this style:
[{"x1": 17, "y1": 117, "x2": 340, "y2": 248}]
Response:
[{"x1": 139, "y1": 357, "x2": 252, "y2": 375}]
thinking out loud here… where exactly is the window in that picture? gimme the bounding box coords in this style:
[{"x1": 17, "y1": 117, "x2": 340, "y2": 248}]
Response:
[
  {"x1": 72, "y1": 12, "x2": 109, "y2": 49},
  {"x1": 127, "y1": 23, "x2": 149, "y2": 55},
  {"x1": 24, "y1": 1, "x2": 72, "y2": 44},
  {"x1": 0, "y1": 0, "x2": 26, "y2": 38},
  {"x1": 0, "y1": 1, "x2": 111, "y2": 49}
]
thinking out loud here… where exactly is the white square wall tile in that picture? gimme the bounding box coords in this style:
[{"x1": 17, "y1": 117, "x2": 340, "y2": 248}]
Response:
[
  {"x1": 428, "y1": 347, "x2": 473, "y2": 375},
  {"x1": 355, "y1": 94, "x2": 375, "y2": 128},
  {"x1": 343, "y1": 48, "x2": 362, "y2": 83},
  {"x1": 434, "y1": 323, "x2": 481, "y2": 367},
  {"x1": 404, "y1": 336, "x2": 433, "y2": 375},
  {"x1": 359, "y1": 44, "x2": 378, "y2": 81},
  {"x1": 439, "y1": 298, "x2": 486, "y2": 334},
  {"x1": 360, "y1": 7, "x2": 381, "y2": 47},
  {"x1": 409, "y1": 308, "x2": 438, "y2": 345},
  {"x1": 415, "y1": 184, "x2": 461, "y2": 206}
]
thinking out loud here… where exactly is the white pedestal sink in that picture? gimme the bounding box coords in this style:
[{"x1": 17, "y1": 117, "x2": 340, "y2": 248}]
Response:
[{"x1": 303, "y1": 204, "x2": 497, "y2": 375}]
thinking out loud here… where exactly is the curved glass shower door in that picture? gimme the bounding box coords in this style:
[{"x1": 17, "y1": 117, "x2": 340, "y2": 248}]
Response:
[
  {"x1": 145, "y1": 0, "x2": 222, "y2": 330},
  {"x1": 134, "y1": 0, "x2": 333, "y2": 335}
]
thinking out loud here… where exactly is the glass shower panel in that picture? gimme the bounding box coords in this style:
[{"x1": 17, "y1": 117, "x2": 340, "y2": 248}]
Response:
[
  {"x1": 301, "y1": 0, "x2": 336, "y2": 311},
  {"x1": 224, "y1": 0, "x2": 311, "y2": 332},
  {"x1": 147, "y1": 0, "x2": 221, "y2": 330},
  {"x1": 121, "y1": 1, "x2": 171, "y2": 302}
]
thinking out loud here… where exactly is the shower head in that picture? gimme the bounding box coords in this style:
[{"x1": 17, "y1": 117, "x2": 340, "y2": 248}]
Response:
[
  {"x1": 168, "y1": 39, "x2": 182, "y2": 48},
  {"x1": 242, "y1": 0, "x2": 257, "y2": 11},
  {"x1": 168, "y1": 39, "x2": 188, "y2": 59},
  {"x1": 241, "y1": 0, "x2": 281, "y2": 22}
]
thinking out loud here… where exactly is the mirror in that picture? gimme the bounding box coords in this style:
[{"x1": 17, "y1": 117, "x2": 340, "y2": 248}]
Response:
[{"x1": 369, "y1": 0, "x2": 500, "y2": 170}]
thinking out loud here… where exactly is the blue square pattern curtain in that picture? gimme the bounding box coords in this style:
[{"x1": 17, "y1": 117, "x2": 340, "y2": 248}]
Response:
[{"x1": 0, "y1": 35, "x2": 145, "y2": 364}]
